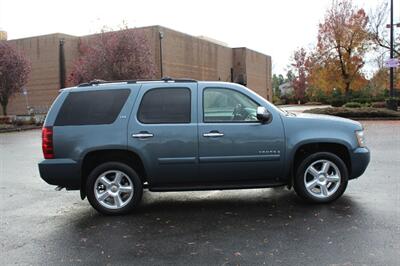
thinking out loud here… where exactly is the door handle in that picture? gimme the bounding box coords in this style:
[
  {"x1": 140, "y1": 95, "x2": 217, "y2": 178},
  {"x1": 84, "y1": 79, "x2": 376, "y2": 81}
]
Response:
[
  {"x1": 203, "y1": 131, "x2": 224, "y2": 137},
  {"x1": 132, "y1": 132, "x2": 154, "y2": 138}
]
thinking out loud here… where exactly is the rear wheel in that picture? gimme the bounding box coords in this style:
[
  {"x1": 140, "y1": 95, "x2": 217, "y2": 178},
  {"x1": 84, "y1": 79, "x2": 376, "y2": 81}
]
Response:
[
  {"x1": 294, "y1": 152, "x2": 348, "y2": 203},
  {"x1": 86, "y1": 162, "x2": 143, "y2": 215}
]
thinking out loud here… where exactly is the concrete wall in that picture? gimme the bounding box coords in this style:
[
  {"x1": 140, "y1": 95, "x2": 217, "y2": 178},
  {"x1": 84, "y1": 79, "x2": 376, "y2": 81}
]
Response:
[
  {"x1": 5, "y1": 26, "x2": 272, "y2": 115},
  {"x1": 245, "y1": 48, "x2": 272, "y2": 101},
  {"x1": 231, "y1": 48, "x2": 272, "y2": 100},
  {"x1": 7, "y1": 34, "x2": 79, "y2": 115},
  {"x1": 160, "y1": 26, "x2": 233, "y2": 82}
]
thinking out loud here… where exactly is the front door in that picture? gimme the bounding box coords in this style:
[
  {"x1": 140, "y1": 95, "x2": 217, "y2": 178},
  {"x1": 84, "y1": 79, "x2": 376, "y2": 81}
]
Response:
[
  {"x1": 128, "y1": 83, "x2": 198, "y2": 186},
  {"x1": 198, "y1": 85, "x2": 285, "y2": 182}
]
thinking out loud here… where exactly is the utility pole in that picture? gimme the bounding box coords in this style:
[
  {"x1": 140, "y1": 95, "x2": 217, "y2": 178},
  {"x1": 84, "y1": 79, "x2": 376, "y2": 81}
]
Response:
[
  {"x1": 386, "y1": 0, "x2": 398, "y2": 110},
  {"x1": 159, "y1": 31, "x2": 164, "y2": 78},
  {"x1": 59, "y1": 39, "x2": 66, "y2": 89},
  {"x1": 389, "y1": 0, "x2": 394, "y2": 98}
]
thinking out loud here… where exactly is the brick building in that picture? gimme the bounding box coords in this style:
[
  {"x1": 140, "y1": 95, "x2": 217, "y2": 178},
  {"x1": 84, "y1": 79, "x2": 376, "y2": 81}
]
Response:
[{"x1": 5, "y1": 26, "x2": 272, "y2": 115}]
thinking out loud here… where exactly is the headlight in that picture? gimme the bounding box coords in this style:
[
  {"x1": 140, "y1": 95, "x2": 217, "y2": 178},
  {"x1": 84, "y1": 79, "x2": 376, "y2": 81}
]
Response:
[{"x1": 355, "y1": 130, "x2": 366, "y2": 147}]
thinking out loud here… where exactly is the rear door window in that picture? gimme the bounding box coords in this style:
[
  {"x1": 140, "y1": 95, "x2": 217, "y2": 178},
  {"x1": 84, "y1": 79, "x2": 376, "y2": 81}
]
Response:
[
  {"x1": 137, "y1": 88, "x2": 191, "y2": 124},
  {"x1": 55, "y1": 89, "x2": 130, "y2": 126}
]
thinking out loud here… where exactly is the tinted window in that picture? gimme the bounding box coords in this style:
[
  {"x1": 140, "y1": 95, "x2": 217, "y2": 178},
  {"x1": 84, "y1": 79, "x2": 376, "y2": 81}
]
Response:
[
  {"x1": 203, "y1": 88, "x2": 259, "y2": 122},
  {"x1": 55, "y1": 89, "x2": 130, "y2": 126},
  {"x1": 138, "y1": 88, "x2": 191, "y2": 124}
]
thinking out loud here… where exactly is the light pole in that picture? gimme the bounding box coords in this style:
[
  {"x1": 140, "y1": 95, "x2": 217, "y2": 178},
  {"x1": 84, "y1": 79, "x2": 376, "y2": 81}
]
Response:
[
  {"x1": 159, "y1": 31, "x2": 164, "y2": 78},
  {"x1": 21, "y1": 87, "x2": 30, "y2": 114}
]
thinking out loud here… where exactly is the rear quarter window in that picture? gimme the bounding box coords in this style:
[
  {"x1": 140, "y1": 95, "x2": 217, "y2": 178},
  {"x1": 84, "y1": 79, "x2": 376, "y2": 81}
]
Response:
[{"x1": 54, "y1": 89, "x2": 130, "y2": 126}]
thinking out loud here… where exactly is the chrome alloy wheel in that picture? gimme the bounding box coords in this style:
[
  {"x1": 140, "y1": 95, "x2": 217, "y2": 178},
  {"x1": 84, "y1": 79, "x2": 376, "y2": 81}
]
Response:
[
  {"x1": 94, "y1": 170, "x2": 134, "y2": 209},
  {"x1": 304, "y1": 159, "x2": 341, "y2": 199}
]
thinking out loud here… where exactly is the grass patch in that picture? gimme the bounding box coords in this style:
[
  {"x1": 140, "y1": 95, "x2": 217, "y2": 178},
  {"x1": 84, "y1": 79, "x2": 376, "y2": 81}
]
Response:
[
  {"x1": 304, "y1": 107, "x2": 400, "y2": 119},
  {"x1": 304, "y1": 102, "x2": 323, "y2": 106}
]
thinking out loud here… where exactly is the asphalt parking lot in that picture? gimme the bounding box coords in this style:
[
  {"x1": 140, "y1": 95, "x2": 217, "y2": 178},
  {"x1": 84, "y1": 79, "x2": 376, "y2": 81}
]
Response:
[{"x1": 1, "y1": 121, "x2": 399, "y2": 265}]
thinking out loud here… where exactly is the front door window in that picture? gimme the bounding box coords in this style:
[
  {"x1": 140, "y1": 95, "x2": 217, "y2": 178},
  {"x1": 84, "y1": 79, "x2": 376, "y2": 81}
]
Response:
[{"x1": 203, "y1": 88, "x2": 259, "y2": 123}]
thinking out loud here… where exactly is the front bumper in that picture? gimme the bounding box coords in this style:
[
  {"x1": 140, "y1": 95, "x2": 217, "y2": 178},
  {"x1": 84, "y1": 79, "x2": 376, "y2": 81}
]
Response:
[
  {"x1": 349, "y1": 147, "x2": 370, "y2": 179},
  {"x1": 38, "y1": 159, "x2": 81, "y2": 189}
]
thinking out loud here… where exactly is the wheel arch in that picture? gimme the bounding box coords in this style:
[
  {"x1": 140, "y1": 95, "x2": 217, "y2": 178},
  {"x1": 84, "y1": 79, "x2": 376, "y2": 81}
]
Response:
[
  {"x1": 288, "y1": 141, "x2": 352, "y2": 187},
  {"x1": 80, "y1": 149, "x2": 147, "y2": 199}
]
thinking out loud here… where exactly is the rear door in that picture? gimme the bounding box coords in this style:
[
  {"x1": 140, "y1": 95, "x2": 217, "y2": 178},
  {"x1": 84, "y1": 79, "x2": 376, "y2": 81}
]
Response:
[{"x1": 127, "y1": 83, "x2": 198, "y2": 186}]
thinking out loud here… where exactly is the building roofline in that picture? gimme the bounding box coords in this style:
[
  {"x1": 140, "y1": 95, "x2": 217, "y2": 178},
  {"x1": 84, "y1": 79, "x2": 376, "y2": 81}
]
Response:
[
  {"x1": 8, "y1": 32, "x2": 78, "y2": 41},
  {"x1": 6, "y1": 25, "x2": 271, "y2": 57},
  {"x1": 156, "y1": 25, "x2": 269, "y2": 57},
  {"x1": 81, "y1": 25, "x2": 159, "y2": 39},
  {"x1": 156, "y1": 25, "x2": 232, "y2": 49},
  {"x1": 233, "y1": 47, "x2": 271, "y2": 58}
]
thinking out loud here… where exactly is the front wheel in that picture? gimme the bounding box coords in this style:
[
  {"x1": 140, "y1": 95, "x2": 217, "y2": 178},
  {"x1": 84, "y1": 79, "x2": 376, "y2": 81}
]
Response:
[
  {"x1": 86, "y1": 162, "x2": 143, "y2": 215},
  {"x1": 294, "y1": 152, "x2": 348, "y2": 203}
]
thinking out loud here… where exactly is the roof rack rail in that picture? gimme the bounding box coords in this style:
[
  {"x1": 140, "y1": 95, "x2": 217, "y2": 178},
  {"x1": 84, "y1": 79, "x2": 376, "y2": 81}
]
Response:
[
  {"x1": 161, "y1": 77, "x2": 197, "y2": 83},
  {"x1": 77, "y1": 77, "x2": 198, "y2": 87},
  {"x1": 77, "y1": 79, "x2": 108, "y2": 87}
]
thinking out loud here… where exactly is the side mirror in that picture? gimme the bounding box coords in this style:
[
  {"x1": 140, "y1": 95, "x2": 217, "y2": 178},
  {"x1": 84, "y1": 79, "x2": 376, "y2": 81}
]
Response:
[{"x1": 256, "y1": 106, "x2": 272, "y2": 123}]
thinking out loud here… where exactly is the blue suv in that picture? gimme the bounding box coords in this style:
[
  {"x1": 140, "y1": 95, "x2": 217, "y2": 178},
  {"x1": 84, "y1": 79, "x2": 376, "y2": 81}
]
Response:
[{"x1": 38, "y1": 78, "x2": 370, "y2": 215}]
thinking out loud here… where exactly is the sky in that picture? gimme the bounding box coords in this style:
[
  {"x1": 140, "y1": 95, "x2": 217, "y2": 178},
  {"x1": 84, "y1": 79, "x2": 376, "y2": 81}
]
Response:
[{"x1": 0, "y1": 0, "x2": 397, "y2": 75}]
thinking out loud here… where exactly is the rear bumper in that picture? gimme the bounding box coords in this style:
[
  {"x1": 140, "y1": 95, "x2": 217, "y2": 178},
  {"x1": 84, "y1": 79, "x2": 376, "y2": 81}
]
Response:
[
  {"x1": 38, "y1": 159, "x2": 81, "y2": 189},
  {"x1": 349, "y1": 147, "x2": 370, "y2": 179}
]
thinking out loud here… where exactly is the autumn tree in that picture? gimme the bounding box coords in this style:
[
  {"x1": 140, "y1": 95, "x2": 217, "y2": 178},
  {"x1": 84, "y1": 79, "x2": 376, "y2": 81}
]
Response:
[
  {"x1": 314, "y1": 0, "x2": 369, "y2": 96},
  {"x1": 369, "y1": 68, "x2": 388, "y2": 96},
  {"x1": 68, "y1": 28, "x2": 156, "y2": 85},
  {"x1": 0, "y1": 42, "x2": 31, "y2": 115},
  {"x1": 291, "y1": 48, "x2": 308, "y2": 102},
  {"x1": 307, "y1": 54, "x2": 335, "y2": 93}
]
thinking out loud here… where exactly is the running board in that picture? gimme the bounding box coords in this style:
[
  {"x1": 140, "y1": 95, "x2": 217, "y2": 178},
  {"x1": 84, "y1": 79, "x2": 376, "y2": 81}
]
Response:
[{"x1": 148, "y1": 181, "x2": 286, "y2": 192}]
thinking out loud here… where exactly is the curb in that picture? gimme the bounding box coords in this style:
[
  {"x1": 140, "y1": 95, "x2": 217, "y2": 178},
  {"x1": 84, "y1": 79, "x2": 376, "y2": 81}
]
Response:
[
  {"x1": 0, "y1": 126, "x2": 42, "y2": 133},
  {"x1": 349, "y1": 117, "x2": 400, "y2": 121}
]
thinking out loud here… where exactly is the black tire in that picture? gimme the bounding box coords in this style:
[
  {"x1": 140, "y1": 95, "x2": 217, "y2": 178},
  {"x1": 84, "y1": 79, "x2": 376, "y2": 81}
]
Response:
[
  {"x1": 293, "y1": 152, "x2": 348, "y2": 203},
  {"x1": 86, "y1": 162, "x2": 143, "y2": 215}
]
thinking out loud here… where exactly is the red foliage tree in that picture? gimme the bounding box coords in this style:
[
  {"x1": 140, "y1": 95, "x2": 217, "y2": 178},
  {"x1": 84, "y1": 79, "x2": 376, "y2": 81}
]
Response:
[
  {"x1": 0, "y1": 41, "x2": 31, "y2": 115},
  {"x1": 68, "y1": 29, "x2": 157, "y2": 85},
  {"x1": 291, "y1": 48, "x2": 308, "y2": 103}
]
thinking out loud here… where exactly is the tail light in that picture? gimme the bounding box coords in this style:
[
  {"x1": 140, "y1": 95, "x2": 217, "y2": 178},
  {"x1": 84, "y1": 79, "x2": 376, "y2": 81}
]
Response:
[{"x1": 42, "y1": 127, "x2": 54, "y2": 159}]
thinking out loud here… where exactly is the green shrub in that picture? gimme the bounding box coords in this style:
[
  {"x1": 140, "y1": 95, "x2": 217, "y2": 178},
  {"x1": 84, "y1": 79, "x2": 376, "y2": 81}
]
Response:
[
  {"x1": 386, "y1": 97, "x2": 399, "y2": 110},
  {"x1": 372, "y1": 96, "x2": 386, "y2": 102},
  {"x1": 330, "y1": 97, "x2": 347, "y2": 107},
  {"x1": 352, "y1": 97, "x2": 372, "y2": 104},
  {"x1": 385, "y1": 97, "x2": 400, "y2": 104},
  {"x1": 272, "y1": 95, "x2": 284, "y2": 105},
  {"x1": 343, "y1": 102, "x2": 362, "y2": 108}
]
